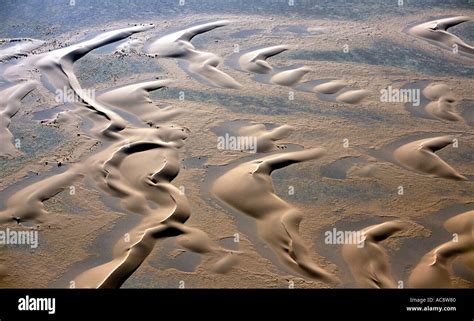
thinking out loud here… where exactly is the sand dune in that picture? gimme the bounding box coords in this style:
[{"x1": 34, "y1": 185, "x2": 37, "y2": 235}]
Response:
[
  {"x1": 408, "y1": 210, "x2": 474, "y2": 288},
  {"x1": 422, "y1": 83, "x2": 462, "y2": 122},
  {"x1": 409, "y1": 16, "x2": 474, "y2": 55},
  {"x1": 336, "y1": 89, "x2": 370, "y2": 104},
  {"x1": 32, "y1": 25, "x2": 153, "y2": 138},
  {"x1": 238, "y1": 45, "x2": 288, "y2": 73},
  {"x1": 0, "y1": 38, "x2": 44, "y2": 62},
  {"x1": 96, "y1": 79, "x2": 181, "y2": 124},
  {"x1": 212, "y1": 148, "x2": 338, "y2": 283},
  {"x1": 393, "y1": 136, "x2": 467, "y2": 180},
  {"x1": 0, "y1": 81, "x2": 36, "y2": 157},
  {"x1": 270, "y1": 66, "x2": 311, "y2": 87},
  {"x1": 238, "y1": 124, "x2": 294, "y2": 152},
  {"x1": 146, "y1": 21, "x2": 241, "y2": 89},
  {"x1": 313, "y1": 80, "x2": 347, "y2": 94},
  {"x1": 74, "y1": 126, "x2": 236, "y2": 288},
  {"x1": 342, "y1": 221, "x2": 407, "y2": 288},
  {"x1": 0, "y1": 168, "x2": 83, "y2": 224}
]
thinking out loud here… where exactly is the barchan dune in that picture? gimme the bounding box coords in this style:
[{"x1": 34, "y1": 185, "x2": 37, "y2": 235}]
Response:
[
  {"x1": 270, "y1": 66, "x2": 311, "y2": 87},
  {"x1": 409, "y1": 16, "x2": 474, "y2": 55},
  {"x1": 238, "y1": 124, "x2": 294, "y2": 152},
  {"x1": 238, "y1": 45, "x2": 289, "y2": 73},
  {"x1": 313, "y1": 80, "x2": 347, "y2": 94},
  {"x1": 336, "y1": 89, "x2": 370, "y2": 104},
  {"x1": 342, "y1": 221, "x2": 407, "y2": 288},
  {"x1": 96, "y1": 79, "x2": 182, "y2": 124},
  {"x1": 393, "y1": 136, "x2": 467, "y2": 180},
  {"x1": 212, "y1": 148, "x2": 338, "y2": 283}
]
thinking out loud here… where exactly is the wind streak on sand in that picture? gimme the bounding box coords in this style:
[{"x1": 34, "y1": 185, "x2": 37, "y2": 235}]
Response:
[
  {"x1": 212, "y1": 148, "x2": 338, "y2": 283},
  {"x1": 146, "y1": 20, "x2": 241, "y2": 89}
]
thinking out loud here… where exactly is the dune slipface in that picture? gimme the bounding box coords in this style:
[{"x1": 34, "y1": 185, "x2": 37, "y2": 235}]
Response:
[
  {"x1": 409, "y1": 16, "x2": 474, "y2": 55},
  {"x1": 342, "y1": 221, "x2": 407, "y2": 288},
  {"x1": 146, "y1": 21, "x2": 241, "y2": 89},
  {"x1": 408, "y1": 210, "x2": 474, "y2": 288},
  {"x1": 393, "y1": 136, "x2": 467, "y2": 180},
  {"x1": 212, "y1": 148, "x2": 338, "y2": 283},
  {"x1": 238, "y1": 124, "x2": 294, "y2": 152},
  {"x1": 238, "y1": 45, "x2": 288, "y2": 73},
  {"x1": 0, "y1": 81, "x2": 36, "y2": 157}
]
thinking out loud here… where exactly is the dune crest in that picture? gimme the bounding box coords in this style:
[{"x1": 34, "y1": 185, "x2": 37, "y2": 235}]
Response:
[
  {"x1": 212, "y1": 148, "x2": 338, "y2": 283},
  {"x1": 238, "y1": 124, "x2": 294, "y2": 152},
  {"x1": 409, "y1": 16, "x2": 474, "y2": 55},
  {"x1": 342, "y1": 221, "x2": 407, "y2": 288},
  {"x1": 146, "y1": 21, "x2": 241, "y2": 89},
  {"x1": 408, "y1": 210, "x2": 474, "y2": 288},
  {"x1": 393, "y1": 136, "x2": 467, "y2": 180},
  {"x1": 238, "y1": 45, "x2": 289, "y2": 74}
]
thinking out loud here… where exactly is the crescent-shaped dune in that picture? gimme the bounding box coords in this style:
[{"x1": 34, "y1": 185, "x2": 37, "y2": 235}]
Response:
[
  {"x1": 409, "y1": 16, "x2": 474, "y2": 55},
  {"x1": 408, "y1": 210, "x2": 474, "y2": 288},
  {"x1": 0, "y1": 81, "x2": 36, "y2": 157},
  {"x1": 393, "y1": 136, "x2": 467, "y2": 180},
  {"x1": 425, "y1": 99, "x2": 463, "y2": 122},
  {"x1": 342, "y1": 221, "x2": 407, "y2": 288},
  {"x1": 238, "y1": 45, "x2": 289, "y2": 74},
  {"x1": 70, "y1": 126, "x2": 236, "y2": 288},
  {"x1": 270, "y1": 66, "x2": 311, "y2": 87},
  {"x1": 336, "y1": 89, "x2": 370, "y2": 104},
  {"x1": 212, "y1": 148, "x2": 338, "y2": 283}
]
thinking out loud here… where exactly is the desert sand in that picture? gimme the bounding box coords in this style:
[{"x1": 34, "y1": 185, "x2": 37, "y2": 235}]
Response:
[{"x1": 0, "y1": 3, "x2": 473, "y2": 289}]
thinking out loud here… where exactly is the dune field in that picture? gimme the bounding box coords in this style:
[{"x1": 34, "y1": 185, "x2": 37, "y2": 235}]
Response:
[{"x1": 0, "y1": 0, "x2": 473, "y2": 289}]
